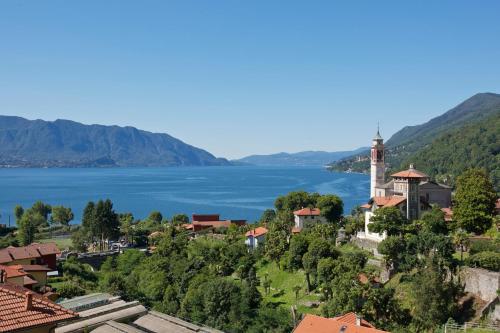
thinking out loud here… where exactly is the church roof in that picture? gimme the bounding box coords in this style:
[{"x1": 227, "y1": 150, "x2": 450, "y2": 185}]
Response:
[
  {"x1": 391, "y1": 164, "x2": 428, "y2": 179},
  {"x1": 372, "y1": 196, "x2": 406, "y2": 208},
  {"x1": 373, "y1": 129, "x2": 383, "y2": 140}
]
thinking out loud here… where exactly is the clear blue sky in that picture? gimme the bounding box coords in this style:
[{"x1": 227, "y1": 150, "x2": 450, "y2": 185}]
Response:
[{"x1": 1, "y1": 1, "x2": 499, "y2": 159}]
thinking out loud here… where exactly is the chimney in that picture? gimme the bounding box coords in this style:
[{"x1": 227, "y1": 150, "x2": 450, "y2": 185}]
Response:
[
  {"x1": 25, "y1": 292, "x2": 33, "y2": 311},
  {"x1": 0, "y1": 269, "x2": 4, "y2": 283},
  {"x1": 355, "y1": 313, "x2": 362, "y2": 326}
]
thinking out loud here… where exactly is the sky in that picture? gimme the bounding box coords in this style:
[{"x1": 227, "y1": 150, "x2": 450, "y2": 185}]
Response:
[{"x1": 0, "y1": 1, "x2": 499, "y2": 159}]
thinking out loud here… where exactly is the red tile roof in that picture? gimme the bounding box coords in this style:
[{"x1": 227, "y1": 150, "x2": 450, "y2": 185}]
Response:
[
  {"x1": 5, "y1": 246, "x2": 41, "y2": 260},
  {"x1": 0, "y1": 265, "x2": 27, "y2": 278},
  {"x1": 0, "y1": 250, "x2": 12, "y2": 265},
  {"x1": 391, "y1": 167, "x2": 428, "y2": 179},
  {"x1": 245, "y1": 227, "x2": 268, "y2": 237},
  {"x1": 28, "y1": 243, "x2": 61, "y2": 256},
  {"x1": 360, "y1": 204, "x2": 372, "y2": 209},
  {"x1": 293, "y1": 208, "x2": 321, "y2": 216},
  {"x1": 372, "y1": 196, "x2": 406, "y2": 208},
  {"x1": 0, "y1": 284, "x2": 77, "y2": 332},
  {"x1": 294, "y1": 314, "x2": 389, "y2": 333},
  {"x1": 332, "y1": 312, "x2": 376, "y2": 328}
]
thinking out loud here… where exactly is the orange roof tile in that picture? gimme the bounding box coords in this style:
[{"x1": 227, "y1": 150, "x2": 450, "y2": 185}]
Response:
[
  {"x1": 360, "y1": 204, "x2": 372, "y2": 209},
  {"x1": 5, "y1": 246, "x2": 41, "y2": 260},
  {"x1": 0, "y1": 250, "x2": 12, "y2": 265},
  {"x1": 293, "y1": 208, "x2": 321, "y2": 216},
  {"x1": 245, "y1": 227, "x2": 268, "y2": 237},
  {"x1": 28, "y1": 243, "x2": 61, "y2": 256},
  {"x1": 391, "y1": 166, "x2": 428, "y2": 179},
  {"x1": 18, "y1": 265, "x2": 51, "y2": 272},
  {"x1": 294, "y1": 314, "x2": 389, "y2": 333},
  {"x1": 0, "y1": 284, "x2": 77, "y2": 332},
  {"x1": 332, "y1": 312, "x2": 375, "y2": 328},
  {"x1": 0, "y1": 265, "x2": 27, "y2": 278},
  {"x1": 372, "y1": 196, "x2": 406, "y2": 208},
  {"x1": 292, "y1": 227, "x2": 303, "y2": 234}
]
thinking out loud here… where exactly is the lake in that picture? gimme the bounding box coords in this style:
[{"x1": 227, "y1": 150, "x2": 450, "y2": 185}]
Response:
[{"x1": 0, "y1": 166, "x2": 369, "y2": 225}]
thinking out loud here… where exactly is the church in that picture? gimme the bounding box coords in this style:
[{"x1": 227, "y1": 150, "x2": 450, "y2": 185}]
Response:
[{"x1": 357, "y1": 129, "x2": 452, "y2": 243}]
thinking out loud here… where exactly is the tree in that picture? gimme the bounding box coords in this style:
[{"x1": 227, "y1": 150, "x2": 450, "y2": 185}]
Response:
[
  {"x1": 119, "y1": 213, "x2": 134, "y2": 244},
  {"x1": 288, "y1": 234, "x2": 309, "y2": 270},
  {"x1": 51, "y1": 205, "x2": 74, "y2": 226},
  {"x1": 419, "y1": 205, "x2": 448, "y2": 235},
  {"x1": 410, "y1": 260, "x2": 459, "y2": 331},
  {"x1": 259, "y1": 209, "x2": 276, "y2": 224},
  {"x1": 274, "y1": 191, "x2": 319, "y2": 213},
  {"x1": 171, "y1": 214, "x2": 189, "y2": 225},
  {"x1": 17, "y1": 211, "x2": 44, "y2": 245},
  {"x1": 147, "y1": 211, "x2": 163, "y2": 225},
  {"x1": 14, "y1": 205, "x2": 24, "y2": 223},
  {"x1": 368, "y1": 206, "x2": 409, "y2": 236},
  {"x1": 454, "y1": 169, "x2": 497, "y2": 234},
  {"x1": 265, "y1": 217, "x2": 291, "y2": 266},
  {"x1": 31, "y1": 201, "x2": 52, "y2": 222},
  {"x1": 293, "y1": 285, "x2": 302, "y2": 300},
  {"x1": 316, "y1": 194, "x2": 344, "y2": 223}
]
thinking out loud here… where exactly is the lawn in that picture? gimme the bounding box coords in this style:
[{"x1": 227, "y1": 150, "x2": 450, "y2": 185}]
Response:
[
  {"x1": 38, "y1": 237, "x2": 73, "y2": 250},
  {"x1": 256, "y1": 260, "x2": 322, "y2": 315}
]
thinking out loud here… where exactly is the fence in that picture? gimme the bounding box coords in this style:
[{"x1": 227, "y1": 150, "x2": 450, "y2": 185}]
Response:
[{"x1": 443, "y1": 321, "x2": 500, "y2": 332}]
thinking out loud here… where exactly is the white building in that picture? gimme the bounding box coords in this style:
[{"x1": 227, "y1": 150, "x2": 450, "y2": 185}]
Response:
[
  {"x1": 245, "y1": 227, "x2": 268, "y2": 249},
  {"x1": 358, "y1": 129, "x2": 452, "y2": 243},
  {"x1": 293, "y1": 208, "x2": 326, "y2": 231}
]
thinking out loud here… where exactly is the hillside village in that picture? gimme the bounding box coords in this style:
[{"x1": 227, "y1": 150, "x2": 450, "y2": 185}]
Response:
[{"x1": 0, "y1": 126, "x2": 499, "y2": 333}]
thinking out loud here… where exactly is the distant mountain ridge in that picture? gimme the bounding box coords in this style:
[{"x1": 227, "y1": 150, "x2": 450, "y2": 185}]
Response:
[
  {"x1": 0, "y1": 116, "x2": 230, "y2": 167},
  {"x1": 234, "y1": 147, "x2": 368, "y2": 166},
  {"x1": 329, "y1": 92, "x2": 500, "y2": 186}
]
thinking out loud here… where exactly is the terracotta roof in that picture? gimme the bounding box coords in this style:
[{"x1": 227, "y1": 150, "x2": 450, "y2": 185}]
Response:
[
  {"x1": 332, "y1": 312, "x2": 376, "y2": 328},
  {"x1": 293, "y1": 208, "x2": 321, "y2": 216},
  {"x1": 391, "y1": 165, "x2": 428, "y2": 179},
  {"x1": 5, "y1": 246, "x2": 41, "y2": 260},
  {"x1": 292, "y1": 227, "x2": 303, "y2": 234},
  {"x1": 360, "y1": 204, "x2": 372, "y2": 209},
  {"x1": 0, "y1": 250, "x2": 12, "y2": 264},
  {"x1": 28, "y1": 243, "x2": 61, "y2": 256},
  {"x1": 294, "y1": 314, "x2": 389, "y2": 333},
  {"x1": 245, "y1": 227, "x2": 268, "y2": 237},
  {"x1": 0, "y1": 265, "x2": 27, "y2": 278},
  {"x1": 0, "y1": 284, "x2": 78, "y2": 332},
  {"x1": 372, "y1": 196, "x2": 406, "y2": 208}
]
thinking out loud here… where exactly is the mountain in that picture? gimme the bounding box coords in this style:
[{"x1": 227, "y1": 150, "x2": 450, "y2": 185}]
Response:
[
  {"x1": 0, "y1": 116, "x2": 230, "y2": 167},
  {"x1": 329, "y1": 93, "x2": 500, "y2": 185},
  {"x1": 234, "y1": 147, "x2": 368, "y2": 166},
  {"x1": 404, "y1": 113, "x2": 499, "y2": 190}
]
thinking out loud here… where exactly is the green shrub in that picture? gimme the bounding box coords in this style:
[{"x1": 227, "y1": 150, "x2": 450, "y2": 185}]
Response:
[
  {"x1": 469, "y1": 239, "x2": 500, "y2": 255},
  {"x1": 466, "y1": 251, "x2": 500, "y2": 271},
  {"x1": 57, "y1": 281, "x2": 85, "y2": 299}
]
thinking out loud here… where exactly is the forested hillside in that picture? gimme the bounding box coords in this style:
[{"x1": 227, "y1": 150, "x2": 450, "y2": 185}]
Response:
[
  {"x1": 403, "y1": 113, "x2": 499, "y2": 190},
  {"x1": 0, "y1": 116, "x2": 230, "y2": 167},
  {"x1": 329, "y1": 93, "x2": 500, "y2": 189}
]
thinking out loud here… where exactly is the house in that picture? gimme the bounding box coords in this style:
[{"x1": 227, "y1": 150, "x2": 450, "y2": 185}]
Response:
[
  {"x1": 0, "y1": 243, "x2": 60, "y2": 289},
  {"x1": 0, "y1": 264, "x2": 51, "y2": 289},
  {"x1": 357, "y1": 129, "x2": 452, "y2": 243},
  {"x1": 294, "y1": 312, "x2": 389, "y2": 333},
  {"x1": 0, "y1": 243, "x2": 60, "y2": 270},
  {"x1": 293, "y1": 208, "x2": 326, "y2": 231},
  {"x1": 184, "y1": 214, "x2": 247, "y2": 233},
  {"x1": 0, "y1": 283, "x2": 78, "y2": 333},
  {"x1": 245, "y1": 227, "x2": 268, "y2": 249}
]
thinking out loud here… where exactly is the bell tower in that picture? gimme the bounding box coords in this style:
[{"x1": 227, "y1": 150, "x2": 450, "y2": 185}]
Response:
[{"x1": 370, "y1": 127, "x2": 385, "y2": 198}]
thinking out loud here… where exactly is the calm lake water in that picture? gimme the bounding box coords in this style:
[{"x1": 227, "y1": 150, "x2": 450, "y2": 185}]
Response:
[{"x1": 0, "y1": 166, "x2": 369, "y2": 225}]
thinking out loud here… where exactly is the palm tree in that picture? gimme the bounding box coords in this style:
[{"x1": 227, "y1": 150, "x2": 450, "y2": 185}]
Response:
[{"x1": 452, "y1": 229, "x2": 469, "y2": 262}]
